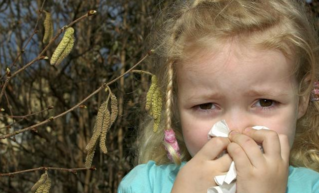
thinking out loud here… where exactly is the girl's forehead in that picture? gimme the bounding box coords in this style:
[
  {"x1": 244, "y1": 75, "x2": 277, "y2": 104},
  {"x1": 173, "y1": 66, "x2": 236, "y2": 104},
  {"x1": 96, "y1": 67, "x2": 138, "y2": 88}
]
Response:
[
  {"x1": 183, "y1": 23, "x2": 293, "y2": 51},
  {"x1": 179, "y1": 27, "x2": 296, "y2": 68},
  {"x1": 179, "y1": 37, "x2": 265, "y2": 66},
  {"x1": 175, "y1": 37, "x2": 296, "y2": 83}
]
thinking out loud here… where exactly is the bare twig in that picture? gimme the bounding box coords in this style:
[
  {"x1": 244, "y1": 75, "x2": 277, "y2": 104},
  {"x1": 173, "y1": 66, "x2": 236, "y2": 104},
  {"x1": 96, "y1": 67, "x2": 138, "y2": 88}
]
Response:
[
  {"x1": 0, "y1": 51, "x2": 151, "y2": 140},
  {"x1": 0, "y1": 0, "x2": 46, "y2": 72},
  {"x1": 0, "y1": 106, "x2": 53, "y2": 120},
  {"x1": 0, "y1": 106, "x2": 54, "y2": 132},
  {"x1": 0, "y1": 10, "x2": 97, "y2": 103},
  {"x1": 132, "y1": 70, "x2": 153, "y2": 76},
  {"x1": 0, "y1": 166, "x2": 96, "y2": 177}
]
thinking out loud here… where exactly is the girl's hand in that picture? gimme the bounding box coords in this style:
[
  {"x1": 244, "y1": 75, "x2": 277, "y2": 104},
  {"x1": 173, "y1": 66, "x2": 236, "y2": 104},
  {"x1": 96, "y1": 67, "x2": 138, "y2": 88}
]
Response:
[
  {"x1": 227, "y1": 128, "x2": 290, "y2": 193},
  {"x1": 171, "y1": 137, "x2": 232, "y2": 193}
]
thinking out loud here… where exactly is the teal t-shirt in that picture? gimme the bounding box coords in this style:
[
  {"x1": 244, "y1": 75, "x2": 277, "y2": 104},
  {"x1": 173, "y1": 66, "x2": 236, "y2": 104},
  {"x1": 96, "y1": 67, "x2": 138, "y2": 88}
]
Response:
[{"x1": 118, "y1": 161, "x2": 319, "y2": 193}]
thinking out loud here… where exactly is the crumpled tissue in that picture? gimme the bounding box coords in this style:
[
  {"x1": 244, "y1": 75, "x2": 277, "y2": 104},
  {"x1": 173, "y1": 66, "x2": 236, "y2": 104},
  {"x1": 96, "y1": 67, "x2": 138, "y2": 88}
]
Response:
[{"x1": 207, "y1": 120, "x2": 268, "y2": 193}]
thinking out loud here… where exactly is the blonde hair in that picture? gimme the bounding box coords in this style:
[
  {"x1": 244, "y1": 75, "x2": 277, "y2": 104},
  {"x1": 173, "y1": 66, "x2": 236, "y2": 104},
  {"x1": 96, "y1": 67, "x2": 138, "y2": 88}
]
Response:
[{"x1": 138, "y1": 0, "x2": 319, "y2": 171}]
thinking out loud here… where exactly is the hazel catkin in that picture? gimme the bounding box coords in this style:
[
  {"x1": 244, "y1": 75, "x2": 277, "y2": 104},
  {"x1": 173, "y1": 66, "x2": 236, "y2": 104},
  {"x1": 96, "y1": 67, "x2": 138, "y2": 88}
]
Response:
[
  {"x1": 35, "y1": 184, "x2": 45, "y2": 193},
  {"x1": 43, "y1": 11, "x2": 53, "y2": 44},
  {"x1": 85, "y1": 125, "x2": 100, "y2": 152},
  {"x1": 42, "y1": 178, "x2": 52, "y2": 193},
  {"x1": 85, "y1": 89, "x2": 118, "y2": 159},
  {"x1": 85, "y1": 88, "x2": 111, "y2": 151},
  {"x1": 99, "y1": 105, "x2": 110, "y2": 154},
  {"x1": 153, "y1": 113, "x2": 161, "y2": 132},
  {"x1": 152, "y1": 87, "x2": 162, "y2": 132},
  {"x1": 54, "y1": 36, "x2": 74, "y2": 65},
  {"x1": 31, "y1": 173, "x2": 47, "y2": 192},
  {"x1": 85, "y1": 145, "x2": 96, "y2": 168},
  {"x1": 151, "y1": 88, "x2": 160, "y2": 120},
  {"x1": 50, "y1": 27, "x2": 75, "y2": 65},
  {"x1": 144, "y1": 75, "x2": 163, "y2": 132},
  {"x1": 33, "y1": 174, "x2": 51, "y2": 193},
  {"x1": 99, "y1": 93, "x2": 118, "y2": 153},
  {"x1": 145, "y1": 76, "x2": 157, "y2": 111},
  {"x1": 110, "y1": 93, "x2": 118, "y2": 125}
]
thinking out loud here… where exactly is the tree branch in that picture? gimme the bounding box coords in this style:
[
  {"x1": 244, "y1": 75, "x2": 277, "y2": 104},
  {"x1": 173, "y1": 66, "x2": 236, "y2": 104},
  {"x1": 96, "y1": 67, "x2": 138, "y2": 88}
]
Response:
[
  {"x1": 0, "y1": 10, "x2": 97, "y2": 103},
  {"x1": 0, "y1": 51, "x2": 151, "y2": 140},
  {"x1": 0, "y1": 166, "x2": 96, "y2": 177}
]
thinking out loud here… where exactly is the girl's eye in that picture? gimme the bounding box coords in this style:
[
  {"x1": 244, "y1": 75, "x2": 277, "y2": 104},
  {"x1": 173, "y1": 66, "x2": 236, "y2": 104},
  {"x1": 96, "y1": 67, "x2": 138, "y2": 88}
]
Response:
[
  {"x1": 256, "y1": 99, "x2": 275, "y2": 107},
  {"x1": 198, "y1": 103, "x2": 215, "y2": 110}
]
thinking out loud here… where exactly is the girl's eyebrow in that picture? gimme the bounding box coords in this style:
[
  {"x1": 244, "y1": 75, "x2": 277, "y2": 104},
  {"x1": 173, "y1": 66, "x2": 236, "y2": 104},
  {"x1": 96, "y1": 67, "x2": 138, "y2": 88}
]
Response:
[
  {"x1": 185, "y1": 89, "x2": 289, "y2": 101},
  {"x1": 184, "y1": 92, "x2": 223, "y2": 101},
  {"x1": 182, "y1": 87, "x2": 291, "y2": 103},
  {"x1": 244, "y1": 88, "x2": 289, "y2": 97}
]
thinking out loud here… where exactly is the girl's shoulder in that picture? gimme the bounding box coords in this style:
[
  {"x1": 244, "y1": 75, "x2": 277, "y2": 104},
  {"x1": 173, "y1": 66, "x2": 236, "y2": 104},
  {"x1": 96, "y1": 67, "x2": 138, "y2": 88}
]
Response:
[
  {"x1": 118, "y1": 161, "x2": 186, "y2": 193},
  {"x1": 288, "y1": 166, "x2": 319, "y2": 193}
]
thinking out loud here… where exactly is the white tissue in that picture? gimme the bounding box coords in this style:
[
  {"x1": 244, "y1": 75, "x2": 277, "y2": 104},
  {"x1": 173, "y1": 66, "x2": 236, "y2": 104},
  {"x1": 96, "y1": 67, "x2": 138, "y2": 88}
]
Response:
[
  {"x1": 207, "y1": 183, "x2": 236, "y2": 193},
  {"x1": 208, "y1": 120, "x2": 230, "y2": 138},
  {"x1": 207, "y1": 120, "x2": 268, "y2": 193}
]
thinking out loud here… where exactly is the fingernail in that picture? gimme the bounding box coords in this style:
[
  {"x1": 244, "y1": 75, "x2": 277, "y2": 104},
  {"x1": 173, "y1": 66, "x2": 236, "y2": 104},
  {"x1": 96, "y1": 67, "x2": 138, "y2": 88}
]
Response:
[{"x1": 229, "y1": 130, "x2": 238, "y2": 136}]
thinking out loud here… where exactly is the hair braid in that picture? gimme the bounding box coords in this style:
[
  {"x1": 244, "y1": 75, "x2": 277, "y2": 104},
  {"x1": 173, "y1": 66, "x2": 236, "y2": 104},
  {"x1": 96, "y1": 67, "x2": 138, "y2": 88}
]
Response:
[
  {"x1": 163, "y1": 60, "x2": 182, "y2": 165},
  {"x1": 165, "y1": 61, "x2": 174, "y2": 131}
]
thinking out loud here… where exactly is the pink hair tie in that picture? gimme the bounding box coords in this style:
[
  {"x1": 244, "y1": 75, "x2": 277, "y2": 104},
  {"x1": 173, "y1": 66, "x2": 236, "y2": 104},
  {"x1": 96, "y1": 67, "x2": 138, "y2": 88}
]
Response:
[
  {"x1": 311, "y1": 81, "x2": 319, "y2": 101},
  {"x1": 164, "y1": 129, "x2": 181, "y2": 161}
]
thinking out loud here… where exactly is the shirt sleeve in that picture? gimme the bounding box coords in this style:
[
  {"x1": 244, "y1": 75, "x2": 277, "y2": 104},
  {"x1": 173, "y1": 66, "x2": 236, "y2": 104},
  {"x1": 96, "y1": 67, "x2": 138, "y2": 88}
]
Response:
[
  {"x1": 312, "y1": 171, "x2": 319, "y2": 193},
  {"x1": 118, "y1": 161, "x2": 157, "y2": 193},
  {"x1": 287, "y1": 166, "x2": 319, "y2": 193}
]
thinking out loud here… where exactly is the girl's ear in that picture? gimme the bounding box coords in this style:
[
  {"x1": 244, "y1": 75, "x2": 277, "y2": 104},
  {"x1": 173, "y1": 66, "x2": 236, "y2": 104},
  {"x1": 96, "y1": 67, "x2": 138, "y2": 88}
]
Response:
[
  {"x1": 298, "y1": 76, "x2": 311, "y2": 119},
  {"x1": 298, "y1": 93, "x2": 310, "y2": 119}
]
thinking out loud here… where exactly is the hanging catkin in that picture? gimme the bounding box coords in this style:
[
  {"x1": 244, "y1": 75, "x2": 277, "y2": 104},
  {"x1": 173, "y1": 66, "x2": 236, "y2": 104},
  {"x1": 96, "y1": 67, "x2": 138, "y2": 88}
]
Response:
[
  {"x1": 85, "y1": 124, "x2": 100, "y2": 152},
  {"x1": 110, "y1": 93, "x2": 118, "y2": 125},
  {"x1": 85, "y1": 144, "x2": 96, "y2": 168},
  {"x1": 145, "y1": 76, "x2": 157, "y2": 111},
  {"x1": 144, "y1": 75, "x2": 163, "y2": 132},
  {"x1": 35, "y1": 185, "x2": 45, "y2": 193},
  {"x1": 153, "y1": 113, "x2": 161, "y2": 132},
  {"x1": 152, "y1": 88, "x2": 160, "y2": 120},
  {"x1": 43, "y1": 11, "x2": 53, "y2": 44},
  {"x1": 32, "y1": 172, "x2": 51, "y2": 193},
  {"x1": 85, "y1": 88, "x2": 119, "y2": 164},
  {"x1": 50, "y1": 27, "x2": 75, "y2": 65},
  {"x1": 99, "y1": 100, "x2": 111, "y2": 154},
  {"x1": 85, "y1": 87, "x2": 109, "y2": 152},
  {"x1": 31, "y1": 173, "x2": 47, "y2": 192},
  {"x1": 100, "y1": 92, "x2": 119, "y2": 153},
  {"x1": 42, "y1": 178, "x2": 52, "y2": 193}
]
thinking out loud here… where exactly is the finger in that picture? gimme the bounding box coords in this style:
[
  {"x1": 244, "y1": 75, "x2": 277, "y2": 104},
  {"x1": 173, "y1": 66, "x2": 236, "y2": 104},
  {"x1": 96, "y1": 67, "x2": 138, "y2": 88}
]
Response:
[
  {"x1": 229, "y1": 131, "x2": 265, "y2": 167},
  {"x1": 243, "y1": 128, "x2": 281, "y2": 159},
  {"x1": 278, "y1": 134, "x2": 290, "y2": 162},
  {"x1": 198, "y1": 137, "x2": 230, "y2": 160},
  {"x1": 227, "y1": 142, "x2": 252, "y2": 171},
  {"x1": 213, "y1": 153, "x2": 233, "y2": 172}
]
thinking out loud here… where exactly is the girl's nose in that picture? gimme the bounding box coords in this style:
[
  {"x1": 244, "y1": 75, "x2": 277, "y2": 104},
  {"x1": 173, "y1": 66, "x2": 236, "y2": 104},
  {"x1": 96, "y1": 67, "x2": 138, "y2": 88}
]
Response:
[{"x1": 224, "y1": 110, "x2": 253, "y2": 133}]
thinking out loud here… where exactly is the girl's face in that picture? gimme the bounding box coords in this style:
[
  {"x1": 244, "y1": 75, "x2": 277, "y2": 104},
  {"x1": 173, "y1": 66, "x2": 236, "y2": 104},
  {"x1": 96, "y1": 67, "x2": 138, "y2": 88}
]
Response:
[{"x1": 176, "y1": 40, "x2": 308, "y2": 157}]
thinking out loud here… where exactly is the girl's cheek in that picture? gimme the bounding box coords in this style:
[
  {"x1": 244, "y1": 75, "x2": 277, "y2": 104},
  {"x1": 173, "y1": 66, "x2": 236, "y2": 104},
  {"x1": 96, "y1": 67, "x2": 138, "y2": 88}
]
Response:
[{"x1": 184, "y1": 132, "x2": 210, "y2": 156}]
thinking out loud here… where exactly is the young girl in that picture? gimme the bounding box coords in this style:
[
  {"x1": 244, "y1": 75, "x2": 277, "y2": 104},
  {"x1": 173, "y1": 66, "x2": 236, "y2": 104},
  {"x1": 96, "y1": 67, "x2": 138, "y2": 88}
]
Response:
[{"x1": 119, "y1": 0, "x2": 319, "y2": 192}]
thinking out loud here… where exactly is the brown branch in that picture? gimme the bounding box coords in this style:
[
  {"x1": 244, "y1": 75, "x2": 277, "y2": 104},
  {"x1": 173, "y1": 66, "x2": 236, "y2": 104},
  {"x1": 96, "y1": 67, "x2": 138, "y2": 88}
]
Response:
[
  {"x1": 0, "y1": 166, "x2": 96, "y2": 177},
  {"x1": 0, "y1": 10, "x2": 97, "y2": 103},
  {"x1": 0, "y1": 106, "x2": 53, "y2": 120},
  {"x1": 0, "y1": 51, "x2": 151, "y2": 140},
  {"x1": 9, "y1": 30, "x2": 37, "y2": 68},
  {"x1": 3, "y1": 1, "x2": 46, "y2": 70},
  {"x1": 0, "y1": 107, "x2": 54, "y2": 132},
  {"x1": 132, "y1": 70, "x2": 153, "y2": 76},
  {"x1": 4, "y1": 90, "x2": 13, "y2": 117}
]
